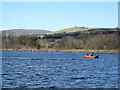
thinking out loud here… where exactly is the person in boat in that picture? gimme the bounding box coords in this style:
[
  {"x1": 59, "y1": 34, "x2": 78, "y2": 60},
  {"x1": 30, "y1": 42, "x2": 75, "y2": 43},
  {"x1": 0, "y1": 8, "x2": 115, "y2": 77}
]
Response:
[
  {"x1": 89, "y1": 52, "x2": 94, "y2": 56},
  {"x1": 86, "y1": 53, "x2": 89, "y2": 56}
]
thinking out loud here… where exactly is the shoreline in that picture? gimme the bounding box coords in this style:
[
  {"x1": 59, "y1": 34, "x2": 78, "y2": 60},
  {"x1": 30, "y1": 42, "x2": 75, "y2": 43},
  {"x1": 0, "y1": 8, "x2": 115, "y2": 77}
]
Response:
[{"x1": 1, "y1": 48, "x2": 119, "y2": 54}]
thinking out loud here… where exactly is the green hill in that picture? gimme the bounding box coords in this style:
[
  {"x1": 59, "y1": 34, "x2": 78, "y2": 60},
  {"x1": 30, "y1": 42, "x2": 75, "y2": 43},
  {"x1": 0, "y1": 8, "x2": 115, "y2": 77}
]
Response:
[{"x1": 47, "y1": 27, "x2": 118, "y2": 35}]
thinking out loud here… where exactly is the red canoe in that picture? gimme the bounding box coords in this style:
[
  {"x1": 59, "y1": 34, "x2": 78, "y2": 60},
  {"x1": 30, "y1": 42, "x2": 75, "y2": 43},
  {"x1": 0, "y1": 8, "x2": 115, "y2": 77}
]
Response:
[{"x1": 84, "y1": 55, "x2": 99, "y2": 58}]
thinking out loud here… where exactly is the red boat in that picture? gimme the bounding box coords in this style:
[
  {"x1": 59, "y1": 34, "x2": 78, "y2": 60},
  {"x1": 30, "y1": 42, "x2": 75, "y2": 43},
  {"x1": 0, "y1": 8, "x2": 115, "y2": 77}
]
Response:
[{"x1": 84, "y1": 55, "x2": 99, "y2": 58}]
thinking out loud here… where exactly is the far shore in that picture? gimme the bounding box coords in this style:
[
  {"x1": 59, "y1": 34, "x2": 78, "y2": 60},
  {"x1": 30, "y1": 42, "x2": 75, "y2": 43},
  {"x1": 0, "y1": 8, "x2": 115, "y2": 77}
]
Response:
[{"x1": 0, "y1": 48, "x2": 119, "y2": 54}]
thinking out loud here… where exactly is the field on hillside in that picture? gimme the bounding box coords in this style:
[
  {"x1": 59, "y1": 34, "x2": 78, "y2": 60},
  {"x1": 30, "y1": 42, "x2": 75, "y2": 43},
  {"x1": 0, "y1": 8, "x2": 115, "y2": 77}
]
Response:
[{"x1": 47, "y1": 27, "x2": 118, "y2": 34}]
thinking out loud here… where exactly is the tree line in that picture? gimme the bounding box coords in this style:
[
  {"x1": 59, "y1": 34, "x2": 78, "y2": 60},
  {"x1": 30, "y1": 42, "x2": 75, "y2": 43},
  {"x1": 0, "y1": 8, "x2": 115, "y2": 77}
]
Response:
[{"x1": 2, "y1": 31, "x2": 119, "y2": 50}]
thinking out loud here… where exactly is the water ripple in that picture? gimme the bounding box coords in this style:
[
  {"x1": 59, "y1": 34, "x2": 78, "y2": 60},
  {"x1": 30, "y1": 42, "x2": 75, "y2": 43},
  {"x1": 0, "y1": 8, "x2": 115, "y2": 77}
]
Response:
[{"x1": 2, "y1": 51, "x2": 119, "y2": 88}]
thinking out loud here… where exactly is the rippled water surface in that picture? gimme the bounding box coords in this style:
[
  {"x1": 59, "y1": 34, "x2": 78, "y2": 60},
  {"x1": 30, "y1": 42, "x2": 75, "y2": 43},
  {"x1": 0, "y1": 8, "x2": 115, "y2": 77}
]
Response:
[{"x1": 2, "y1": 51, "x2": 119, "y2": 88}]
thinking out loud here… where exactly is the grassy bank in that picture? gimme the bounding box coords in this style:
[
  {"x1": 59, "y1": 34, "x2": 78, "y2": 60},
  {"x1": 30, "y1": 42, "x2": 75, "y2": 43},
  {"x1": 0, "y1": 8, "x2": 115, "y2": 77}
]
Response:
[{"x1": 1, "y1": 48, "x2": 119, "y2": 54}]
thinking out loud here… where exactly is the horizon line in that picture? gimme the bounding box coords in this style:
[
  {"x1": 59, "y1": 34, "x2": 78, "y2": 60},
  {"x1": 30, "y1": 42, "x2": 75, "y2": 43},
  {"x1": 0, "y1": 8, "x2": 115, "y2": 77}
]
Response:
[{"x1": 1, "y1": 26, "x2": 118, "y2": 31}]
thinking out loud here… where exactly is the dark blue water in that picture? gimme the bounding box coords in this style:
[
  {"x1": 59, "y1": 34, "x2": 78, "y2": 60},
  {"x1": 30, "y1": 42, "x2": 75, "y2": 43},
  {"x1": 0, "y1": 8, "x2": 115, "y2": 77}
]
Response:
[{"x1": 2, "y1": 51, "x2": 119, "y2": 88}]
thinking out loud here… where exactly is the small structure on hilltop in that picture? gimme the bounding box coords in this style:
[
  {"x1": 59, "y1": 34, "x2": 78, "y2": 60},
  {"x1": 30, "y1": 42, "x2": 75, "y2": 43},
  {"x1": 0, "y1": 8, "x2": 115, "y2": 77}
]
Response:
[{"x1": 37, "y1": 34, "x2": 44, "y2": 38}]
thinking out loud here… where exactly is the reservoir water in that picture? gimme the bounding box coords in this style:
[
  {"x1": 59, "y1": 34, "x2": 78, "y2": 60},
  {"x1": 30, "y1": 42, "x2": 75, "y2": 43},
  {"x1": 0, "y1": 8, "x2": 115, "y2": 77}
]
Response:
[{"x1": 1, "y1": 51, "x2": 119, "y2": 88}]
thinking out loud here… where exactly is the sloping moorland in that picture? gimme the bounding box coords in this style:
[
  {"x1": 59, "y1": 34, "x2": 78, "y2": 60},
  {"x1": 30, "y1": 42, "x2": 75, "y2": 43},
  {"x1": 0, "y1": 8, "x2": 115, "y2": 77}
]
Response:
[
  {"x1": 1, "y1": 27, "x2": 120, "y2": 53},
  {"x1": 2, "y1": 29, "x2": 51, "y2": 36}
]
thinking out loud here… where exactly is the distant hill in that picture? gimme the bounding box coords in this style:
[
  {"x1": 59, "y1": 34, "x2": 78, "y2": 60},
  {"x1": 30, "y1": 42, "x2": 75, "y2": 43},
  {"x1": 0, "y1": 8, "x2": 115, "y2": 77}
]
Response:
[
  {"x1": 2, "y1": 29, "x2": 51, "y2": 36},
  {"x1": 47, "y1": 27, "x2": 118, "y2": 34},
  {"x1": 47, "y1": 27, "x2": 89, "y2": 34},
  {"x1": 44, "y1": 27, "x2": 119, "y2": 39},
  {"x1": 2, "y1": 27, "x2": 119, "y2": 37}
]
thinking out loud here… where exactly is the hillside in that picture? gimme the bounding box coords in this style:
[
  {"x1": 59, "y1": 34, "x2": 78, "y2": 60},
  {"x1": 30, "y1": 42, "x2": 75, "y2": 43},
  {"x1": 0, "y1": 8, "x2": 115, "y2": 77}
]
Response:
[
  {"x1": 2, "y1": 29, "x2": 51, "y2": 36},
  {"x1": 44, "y1": 27, "x2": 119, "y2": 39},
  {"x1": 2, "y1": 27, "x2": 119, "y2": 51},
  {"x1": 47, "y1": 27, "x2": 118, "y2": 35}
]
